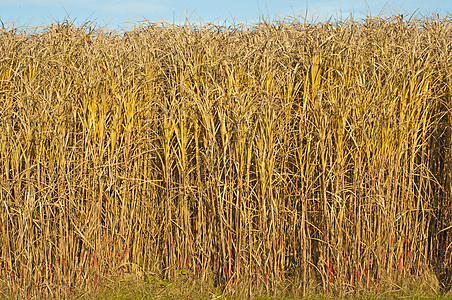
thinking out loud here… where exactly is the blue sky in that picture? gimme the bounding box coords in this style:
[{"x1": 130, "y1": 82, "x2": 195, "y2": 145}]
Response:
[{"x1": 0, "y1": 0, "x2": 451, "y2": 30}]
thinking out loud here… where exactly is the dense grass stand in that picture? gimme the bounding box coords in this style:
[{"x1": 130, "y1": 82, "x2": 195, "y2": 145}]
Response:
[{"x1": 0, "y1": 15, "x2": 451, "y2": 298}]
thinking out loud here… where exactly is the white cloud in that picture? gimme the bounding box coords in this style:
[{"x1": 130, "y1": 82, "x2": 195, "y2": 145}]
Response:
[
  {"x1": 25, "y1": 0, "x2": 168, "y2": 13},
  {"x1": 99, "y1": 1, "x2": 168, "y2": 14}
]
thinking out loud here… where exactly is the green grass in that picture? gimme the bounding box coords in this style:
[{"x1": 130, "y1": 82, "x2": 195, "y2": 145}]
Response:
[{"x1": 76, "y1": 277, "x2": 452, "y2": 300}]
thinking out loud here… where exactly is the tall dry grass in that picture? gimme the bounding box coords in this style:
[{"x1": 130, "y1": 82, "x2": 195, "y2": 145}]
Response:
[{"x1": 0, "y1": 14, "x2": 451, "y2": 298}]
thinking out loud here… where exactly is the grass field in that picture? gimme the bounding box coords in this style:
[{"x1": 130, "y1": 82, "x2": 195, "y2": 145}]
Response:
[{"x1": 0, "y1": 14, "x2": 451, "y2": 299}]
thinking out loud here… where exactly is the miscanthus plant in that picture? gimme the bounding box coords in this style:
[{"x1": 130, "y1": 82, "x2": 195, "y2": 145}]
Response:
[{"x1": 0, "y1": 14, "x2": 451, "y2": 299}]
